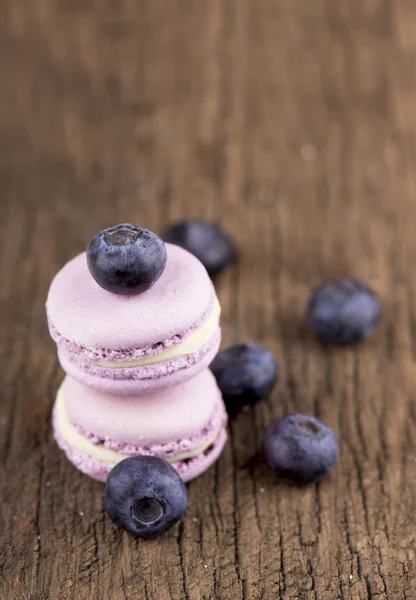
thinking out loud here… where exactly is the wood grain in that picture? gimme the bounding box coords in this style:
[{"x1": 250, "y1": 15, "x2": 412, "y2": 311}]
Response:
[{"x1": 1, "y1": 1, "x2": 416, "y2": 598}]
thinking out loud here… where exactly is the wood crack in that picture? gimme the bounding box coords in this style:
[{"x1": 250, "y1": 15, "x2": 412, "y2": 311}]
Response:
[
  {"x1": 230, "y1": 424, "x2": 245, "y2": 599},
  {"x1": 177, "y1": 521, "x2": 190, "y2": 600}
]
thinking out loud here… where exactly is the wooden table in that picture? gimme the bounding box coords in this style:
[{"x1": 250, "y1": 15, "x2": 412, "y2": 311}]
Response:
[{"x1": 2, "y1": 2, "x2": 416, "y2": 599}]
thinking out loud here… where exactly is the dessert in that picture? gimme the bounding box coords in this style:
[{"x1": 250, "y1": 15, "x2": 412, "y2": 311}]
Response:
[
  {"x1": 53, "y1": 370, "x2": 227, "y2": 482},
  {"x1": 47, "y1": 243, "x2": 221, "y2": 394},
  {"x1": 47, "y1": 224, "x2": 228, "y2": 483}
]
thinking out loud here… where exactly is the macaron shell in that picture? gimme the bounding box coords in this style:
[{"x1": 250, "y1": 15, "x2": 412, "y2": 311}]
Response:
[
  {"x1": 58, "y1": 328, "x2": 221, "y2": 395},
  {"x1": 53, "y1": 425, "x2": 228, "y2": 483},
  {"x1": 46, "y1": 243, "x2": 214, "y2": 351},
  {"x1": 63, "y1": 369, "x2": 222, "y2": 445}
]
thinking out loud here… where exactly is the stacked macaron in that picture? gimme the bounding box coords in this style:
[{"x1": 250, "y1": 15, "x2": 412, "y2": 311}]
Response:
[{"x1": 46, "y1": 224, "x2": 228, "y2": 482}]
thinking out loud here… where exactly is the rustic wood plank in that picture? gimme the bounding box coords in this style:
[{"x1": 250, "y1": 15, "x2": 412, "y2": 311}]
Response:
[{"x1": 1, "y1": 0, "x2": 416, "y2": 598}]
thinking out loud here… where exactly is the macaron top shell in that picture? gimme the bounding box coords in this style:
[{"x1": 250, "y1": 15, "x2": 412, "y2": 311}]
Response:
[
  {"x1": 46, "y1": 244, "x2": 214, "y2": 351},
  {"x1": 63, "y1": 370, "x2": 223, "y2": 445}
]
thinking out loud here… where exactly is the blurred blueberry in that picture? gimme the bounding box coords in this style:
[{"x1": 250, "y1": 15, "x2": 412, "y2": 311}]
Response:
[
  {"x1": 163, "y1": 220, "x2": 235, "y2": 277},
  {"x1": 210, "y1": 342, "x2": 278, "y2": 415},
  {"x1": 307, "y1": 279, "x2": 381, "y2": 344},
  {"x1": 263, "y1": 414, "x2": 339, "y2": 485}
]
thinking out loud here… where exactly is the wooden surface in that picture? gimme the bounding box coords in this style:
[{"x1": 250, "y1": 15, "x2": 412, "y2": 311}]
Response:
[{"x1": 1, "y1": 1, "x2": 416, "y2": 599}]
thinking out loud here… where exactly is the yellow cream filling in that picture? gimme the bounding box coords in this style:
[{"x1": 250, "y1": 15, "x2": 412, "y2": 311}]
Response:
[
  {"x1": 55, "y1": 385, "x2": 221, "y2": 465},
  {"x1": 89, "y1": 297, "x2": 221, "y2": 368}
]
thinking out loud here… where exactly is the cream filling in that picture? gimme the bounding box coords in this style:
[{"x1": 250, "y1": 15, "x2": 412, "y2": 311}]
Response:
[
  {"x1": 88, "y1": 297, "x2": 221, "y2": 368},
  {"x1": 55, "y1": 385, "x2": 221, "y2": 465}
]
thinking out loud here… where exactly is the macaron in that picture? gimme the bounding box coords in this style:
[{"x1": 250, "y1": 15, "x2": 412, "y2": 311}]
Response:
[
  {"x1": 46, "y1": 244, "x2": 221, "y2": 394},
  {"x1": 53, "y1": 370, "x2": 228, "y2": 483}
]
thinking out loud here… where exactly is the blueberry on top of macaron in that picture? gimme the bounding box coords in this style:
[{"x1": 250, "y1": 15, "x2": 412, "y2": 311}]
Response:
[{"x1": 87, "y1": 224, "x2": 167, "y2": 295}]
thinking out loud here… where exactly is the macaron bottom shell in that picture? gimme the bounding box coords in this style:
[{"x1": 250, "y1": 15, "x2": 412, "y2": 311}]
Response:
[
  {"x1": 58, "y1": 329, "x2": 221, "y2": 395},
  {"x1": 54, "y1": 423, "x2": 228, "y2": 483}
]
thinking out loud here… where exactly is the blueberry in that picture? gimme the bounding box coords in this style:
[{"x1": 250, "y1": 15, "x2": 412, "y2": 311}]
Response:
[
  {"x1": 163, "y1": 220, "x2": 235, "y2": 277},
  {"x1": 210, "y1": 342, "x2": 278, "y2": 415},
  {"x1": 307, "y1": 279, "x2": 381, "y2": 345},
  {"x1": 87, "y1": 224, "x2": 167, "y2": 295},
  {"x1": 263, "y1": 414, "x2": 339, "y2": 485},
  {"x1": 104, "y1": 456, "x2": 187, "y2": 538}
]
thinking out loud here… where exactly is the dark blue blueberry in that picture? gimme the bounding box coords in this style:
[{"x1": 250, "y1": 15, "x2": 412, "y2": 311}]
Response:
[
  {"x1": 163, "y1": 220, "x2": 235, "y2": 277},
  {"x1": 307, "y1": 279, "x2": 381, "y2": 345},
  {"x1": 104, "y1": 456, "x2": 187, "y2": 538},
  {"x1": 87, "y1": 224, "x2": 167, "y2": 296},
  {"x1": 263, "y1": 414, "x2": 339, "y2": 485},
  {"x1": 210, "y1": 342, "x2": 278, "y2": 415}
]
